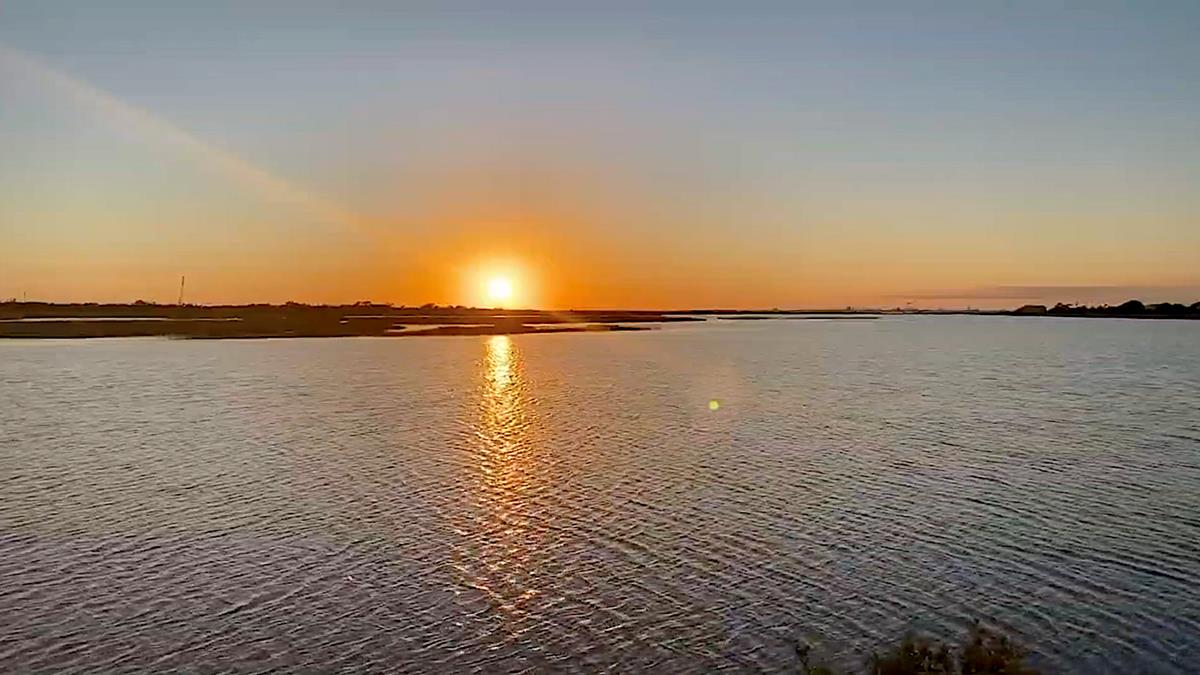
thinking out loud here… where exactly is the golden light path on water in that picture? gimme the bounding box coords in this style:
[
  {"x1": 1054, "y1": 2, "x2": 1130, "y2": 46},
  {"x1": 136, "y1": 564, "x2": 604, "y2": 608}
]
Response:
[{"x1": 453, "y1": 335, "x2": 544, "y2": 630}]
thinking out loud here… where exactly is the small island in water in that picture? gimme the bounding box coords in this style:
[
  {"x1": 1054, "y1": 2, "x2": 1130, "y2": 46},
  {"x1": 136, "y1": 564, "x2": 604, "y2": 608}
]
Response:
[
  {"x1": 1, "y1": 298, "x2": 1196, "y2": 339},
  {"x1": 0, "y1": 302, "x2": 697, "y2": 339}
]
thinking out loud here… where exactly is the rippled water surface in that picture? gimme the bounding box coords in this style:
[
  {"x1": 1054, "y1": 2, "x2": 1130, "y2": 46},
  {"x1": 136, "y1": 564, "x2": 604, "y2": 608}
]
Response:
[{"x1": 2, "y1": 317, "x2": 1199, "y2": 673}]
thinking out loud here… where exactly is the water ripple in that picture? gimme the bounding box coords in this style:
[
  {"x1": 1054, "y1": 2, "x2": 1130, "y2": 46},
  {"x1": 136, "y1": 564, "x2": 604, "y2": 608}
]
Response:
[{"x1": 1, "y1": 318, "x2": 1198, "y2": 672}]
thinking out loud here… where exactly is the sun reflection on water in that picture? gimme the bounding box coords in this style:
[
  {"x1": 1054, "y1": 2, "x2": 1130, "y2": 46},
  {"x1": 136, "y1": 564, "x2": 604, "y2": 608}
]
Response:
[
  {"x1": 487, "y1": 335, "x2": 515, "y2": 393},
  {"x1": 453, "y1": 334, "x2": 545, "y2": 624}
]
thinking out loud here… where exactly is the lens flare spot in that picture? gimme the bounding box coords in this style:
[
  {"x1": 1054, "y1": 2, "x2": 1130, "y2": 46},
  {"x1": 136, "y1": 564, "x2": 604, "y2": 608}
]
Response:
[{"x1": 708, "y1": 399, "x2": 720, "y2": 411}]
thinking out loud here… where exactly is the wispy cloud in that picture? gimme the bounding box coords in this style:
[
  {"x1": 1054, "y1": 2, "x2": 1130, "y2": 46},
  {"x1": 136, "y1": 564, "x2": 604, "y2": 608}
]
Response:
[
  {"x1": 892, "y1": 285, "x2": 1200, "y2": 303},
  {"x1": 0, "y1": 43, "x2": 376, "y2": 236}
]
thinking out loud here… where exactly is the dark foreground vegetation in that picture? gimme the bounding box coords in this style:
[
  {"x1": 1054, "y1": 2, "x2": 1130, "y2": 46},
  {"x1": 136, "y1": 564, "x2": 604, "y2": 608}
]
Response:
[
  {"x1": 798, "y1": 624, "x2": 1036, "y2": 674},
  {"x1": 0, "y1": 302, "x2": 688, "y2": 339}
]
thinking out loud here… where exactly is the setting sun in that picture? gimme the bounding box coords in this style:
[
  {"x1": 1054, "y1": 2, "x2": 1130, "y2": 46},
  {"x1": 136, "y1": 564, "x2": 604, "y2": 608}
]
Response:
[
  {"x1": 461, "y1": 260, "x2": 534, "y2": 308},
  {"x1": 486, "y1": 276, "x2": 515, "y2": 306}
]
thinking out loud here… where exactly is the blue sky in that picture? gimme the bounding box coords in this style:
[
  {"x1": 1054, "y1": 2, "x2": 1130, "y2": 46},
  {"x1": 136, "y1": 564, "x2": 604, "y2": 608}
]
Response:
[{"x1": 2, "y1": 2, "x2": 1198, "y2": 307}]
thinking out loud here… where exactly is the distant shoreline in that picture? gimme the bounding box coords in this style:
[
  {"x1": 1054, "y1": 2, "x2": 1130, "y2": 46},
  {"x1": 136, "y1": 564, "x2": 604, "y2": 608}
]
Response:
[
  {"x1": 0, "y1": 300, "x2": 1195, "y2": 339},
  {"x1": 0, "y1": 304, "x2": 685, "y2": 339}
]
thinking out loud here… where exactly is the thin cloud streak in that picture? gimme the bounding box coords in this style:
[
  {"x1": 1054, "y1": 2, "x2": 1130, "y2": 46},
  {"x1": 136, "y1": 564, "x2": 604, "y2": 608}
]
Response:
[{"x1": 0, "y1": 43, "x2": 377, "y2": 237}]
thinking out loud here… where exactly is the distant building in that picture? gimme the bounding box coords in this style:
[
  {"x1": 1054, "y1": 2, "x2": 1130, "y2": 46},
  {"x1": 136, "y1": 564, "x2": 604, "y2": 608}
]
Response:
[{"x1": 1014, "y1": 304, "x2": 1047, "y2": 315}]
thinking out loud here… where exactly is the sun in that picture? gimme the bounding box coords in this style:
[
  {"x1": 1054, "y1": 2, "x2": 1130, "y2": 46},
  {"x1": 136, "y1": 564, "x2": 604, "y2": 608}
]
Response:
[
  {"x1": 485, "y1": 276, "x2": 515, "y2": 306},
  {"x1": 466, "y1": 260, "x2": 531, "y2": 308}
]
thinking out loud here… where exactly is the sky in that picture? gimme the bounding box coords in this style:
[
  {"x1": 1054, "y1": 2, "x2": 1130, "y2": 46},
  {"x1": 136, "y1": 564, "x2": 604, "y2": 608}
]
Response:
[{"x1": 2, "y1": 1, "x2": 1198, "y2": 309}]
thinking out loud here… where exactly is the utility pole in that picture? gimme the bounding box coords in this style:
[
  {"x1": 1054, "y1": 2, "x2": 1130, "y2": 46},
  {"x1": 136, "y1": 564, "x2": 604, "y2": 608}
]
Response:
[{"x1": 178, "y1": 275, "x2": 186, "y2": 306}]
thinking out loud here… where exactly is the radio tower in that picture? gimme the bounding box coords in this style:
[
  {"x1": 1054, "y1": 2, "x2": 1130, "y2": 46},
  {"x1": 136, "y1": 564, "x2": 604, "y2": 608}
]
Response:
[{"x1": 177, "y1": 275, "x2": 186, "y2": 306}]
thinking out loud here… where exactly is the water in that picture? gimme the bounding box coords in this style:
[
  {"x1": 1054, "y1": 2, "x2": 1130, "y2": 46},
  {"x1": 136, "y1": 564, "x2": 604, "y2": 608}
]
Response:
[{"x1": 1, "y1": 317, "x2": 1198, "y2": 673}]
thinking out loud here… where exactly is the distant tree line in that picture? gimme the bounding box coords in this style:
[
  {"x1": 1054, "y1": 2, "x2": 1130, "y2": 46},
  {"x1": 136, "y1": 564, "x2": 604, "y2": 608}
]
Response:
[
  {"x1": 0, "y1": 300, "x2": 470, "y2": 321},
  {"x1": 1014, "y1": 300, "x2": 1200, "y2": 318}
]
